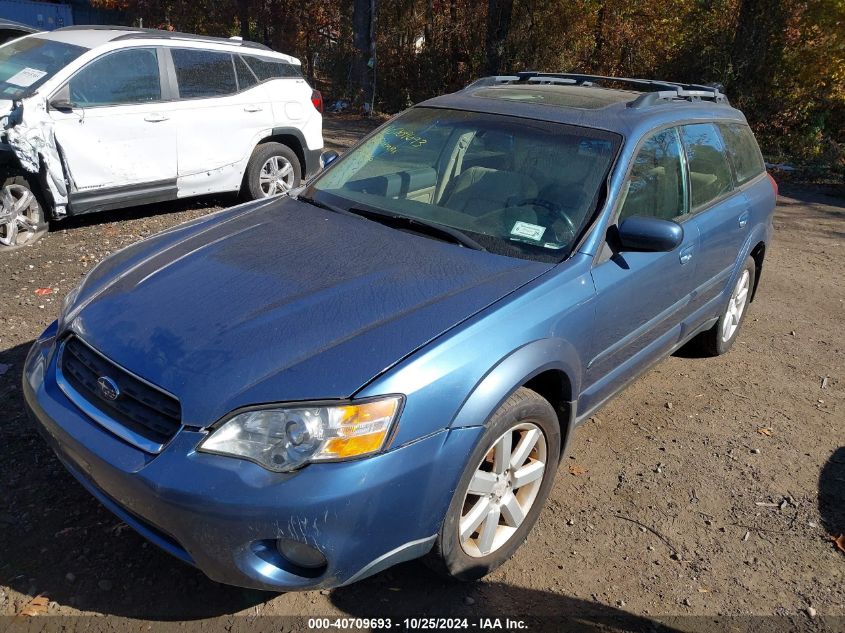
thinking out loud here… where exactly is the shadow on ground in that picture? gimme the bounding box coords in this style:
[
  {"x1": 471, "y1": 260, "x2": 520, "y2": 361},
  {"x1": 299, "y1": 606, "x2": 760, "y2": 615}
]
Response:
[{"x1": 819, "y1": 447, "x2": 845, "y2": 542}]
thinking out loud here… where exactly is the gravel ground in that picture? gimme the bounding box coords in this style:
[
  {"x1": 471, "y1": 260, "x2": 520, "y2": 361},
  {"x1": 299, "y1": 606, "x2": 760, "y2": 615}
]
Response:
[{"x1": 0, "y1": 116, "x2": 842, "y2": 632}]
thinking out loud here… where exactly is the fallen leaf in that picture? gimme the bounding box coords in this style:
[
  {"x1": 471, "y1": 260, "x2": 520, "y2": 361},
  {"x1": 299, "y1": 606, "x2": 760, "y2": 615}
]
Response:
[
  {"x1": 18, "y1": 594, "x2": 49, "y2": 617},
  {"x1": 757, "y1": 427, "x2": 773, "y2": 436},
  {"x1": 833, "y1": 534, "x2": 845, "y2": 554},
  {"x1": 34, "y1": 288, "x2": 53, "y2": 296},
  {"x1": 568, "y1": 464, "x2": 588, "y2": 476}
]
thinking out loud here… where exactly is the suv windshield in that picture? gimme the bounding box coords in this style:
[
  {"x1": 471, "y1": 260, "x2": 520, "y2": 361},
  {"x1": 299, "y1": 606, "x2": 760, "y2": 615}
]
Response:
[
  {"x1": 306, "y1": 107, "x2": 620, "y2": 262},
  {"x1": 0, "y1": 36, "x2": 86, "y2": 100}
]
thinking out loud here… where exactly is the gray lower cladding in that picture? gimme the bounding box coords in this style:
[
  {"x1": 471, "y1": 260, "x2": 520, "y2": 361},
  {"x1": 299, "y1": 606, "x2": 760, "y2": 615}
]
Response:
[
  {"x1": 341, "y1": 534, "x2": 437, "y2": 586},
  {"x1": 67, "y1": 179, "x2": 178, "y2": 216}
]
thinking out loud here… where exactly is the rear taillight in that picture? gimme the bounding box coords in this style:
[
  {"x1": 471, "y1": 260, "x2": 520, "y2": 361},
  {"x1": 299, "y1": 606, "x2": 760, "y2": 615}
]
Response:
[
  {"x1": 767, "y1": 173, "x2": 778, "y2": 197},
  {"x1": 311, "y1": 89, "x2": 323, "y2": 114}
]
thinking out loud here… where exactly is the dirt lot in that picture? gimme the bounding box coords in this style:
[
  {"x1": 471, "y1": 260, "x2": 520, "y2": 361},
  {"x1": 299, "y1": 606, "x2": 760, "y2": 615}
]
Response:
[{"x1": 0, "y1": 117, "x2": 842, "y2": 632}]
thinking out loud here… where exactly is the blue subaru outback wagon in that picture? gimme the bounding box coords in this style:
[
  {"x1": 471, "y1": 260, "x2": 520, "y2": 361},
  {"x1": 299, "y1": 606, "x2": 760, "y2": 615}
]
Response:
[{"x1": 24, "y1": 72, "x2": 776, "y2": 590}]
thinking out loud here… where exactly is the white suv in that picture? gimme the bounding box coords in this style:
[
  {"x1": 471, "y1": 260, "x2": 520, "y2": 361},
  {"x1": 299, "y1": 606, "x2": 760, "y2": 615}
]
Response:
[{"x1": 0, "y1": 26, "x2": 324, "y2": 249}]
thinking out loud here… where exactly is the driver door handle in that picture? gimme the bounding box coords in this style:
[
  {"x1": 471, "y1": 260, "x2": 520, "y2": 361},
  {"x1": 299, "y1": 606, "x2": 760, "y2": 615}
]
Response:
[
  {"x1": 144, "y1": 114, "x2": 169, "y2": 123},
  {"x1": 679, "y1": 245, "x2": 694, "y2": 265},
  {"x1": 244, "y1": 105, "x2": 263, "y2": 113}
]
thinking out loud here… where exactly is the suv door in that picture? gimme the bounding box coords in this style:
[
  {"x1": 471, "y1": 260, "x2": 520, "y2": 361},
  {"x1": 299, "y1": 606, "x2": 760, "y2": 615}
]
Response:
[
  {"x1": 679, "y1": 122, "x2": 752, "y2": 323},
  {"x1": 50, "y1": 47, "x2": 177, "y2": 204},
  {"x1": 581, "y1": 127, "x2": 699, "y2": 413},
  {"x1": 164, "y1": 48, "x2": 272, "y2": 196}
]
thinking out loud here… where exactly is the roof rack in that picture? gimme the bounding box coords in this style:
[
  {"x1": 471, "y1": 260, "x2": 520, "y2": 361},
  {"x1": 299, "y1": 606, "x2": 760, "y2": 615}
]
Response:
[
  {"x1": 467, "y1": 71, "x2": 729, "y2": 108},
  {"x1": 55, "y1": 25, "x2": 271, "y2": 51}
]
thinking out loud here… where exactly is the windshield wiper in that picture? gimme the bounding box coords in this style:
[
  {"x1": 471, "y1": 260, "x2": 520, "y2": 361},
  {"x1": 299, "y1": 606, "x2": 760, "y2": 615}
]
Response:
[
  {"x1": 294, "y1": 194, "x2": 350, "y2": 215},
  {"x1": 346, "y1": 206, "x2": 486, "y2": 251}
]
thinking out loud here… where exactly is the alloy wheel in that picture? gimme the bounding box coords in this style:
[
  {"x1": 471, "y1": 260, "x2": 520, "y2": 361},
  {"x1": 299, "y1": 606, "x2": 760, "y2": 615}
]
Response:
[
  {"x1": 0, "y1": 184, "x2": 43, "y2": 247},
  {"x1": 459, "y1": 422, "x2": 548, "y2": 557},
  {"x1": 258, "y1": 156, "x2": 295, "y2": 197},
  {"x1": 721, "y1": 269, "x2": 750, "y2": 343}
]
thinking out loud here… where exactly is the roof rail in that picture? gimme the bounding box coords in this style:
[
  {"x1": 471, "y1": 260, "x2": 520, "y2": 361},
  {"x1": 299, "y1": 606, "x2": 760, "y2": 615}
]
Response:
[
  {"x1": 112, "y1": 28, "x2": 272, "y2": 51},
  {"x1": 467, "y1": 71, "x2": 729, "y2": 107},
  {"x1": 55, "y1": 25, "x2": 271, "y2": 51}
]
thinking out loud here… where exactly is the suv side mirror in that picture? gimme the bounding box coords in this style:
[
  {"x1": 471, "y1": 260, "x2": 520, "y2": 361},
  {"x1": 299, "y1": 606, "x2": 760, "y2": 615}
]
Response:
[
  {"x1": 49, "y1": 85, "x2": 73, "y2": 112},
  {"x1": 617, "y1": 216, "x2": 684, "y2": 252},
  {"x1": 320, "y1": 150, "x2": 339, "y2": 169}
]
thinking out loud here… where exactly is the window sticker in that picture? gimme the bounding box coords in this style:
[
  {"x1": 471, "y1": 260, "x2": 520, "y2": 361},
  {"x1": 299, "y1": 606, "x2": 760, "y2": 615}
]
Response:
[
  {"x1": 6, "y1": 67, "x2": 48, "y2": 87},
  {"x1": 510, "y1": 221, "x2": 546, "y2": 241}
]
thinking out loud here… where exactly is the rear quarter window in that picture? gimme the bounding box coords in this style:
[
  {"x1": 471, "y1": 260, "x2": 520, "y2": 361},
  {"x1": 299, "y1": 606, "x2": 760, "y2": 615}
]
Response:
[
  {"x1": 243, "y1": 55, "x2": 302, "y2": 81},
  {"x1": 718, "y1": 123, "x2": 766, "y2": 185},
  {"x1": 172, "y1": 48, "x2": 237, "y2": 99}
]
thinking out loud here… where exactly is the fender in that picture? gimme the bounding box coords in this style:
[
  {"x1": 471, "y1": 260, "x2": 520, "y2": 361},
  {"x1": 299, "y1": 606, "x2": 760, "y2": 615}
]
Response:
[
  {"x1": 449, "y1": 338, "x2": 581, "y2": 440},
  {"x1": 266, "y1": 126, "x2": 322, "y2": 179}
]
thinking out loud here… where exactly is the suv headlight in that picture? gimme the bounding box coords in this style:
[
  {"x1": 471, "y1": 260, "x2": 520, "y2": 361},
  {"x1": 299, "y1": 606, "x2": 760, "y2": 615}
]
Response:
[
  {"x1": 58, "y1": 283, "x2": 82, "y2": 331},
  {"x1": 197, "y1": 396, "x2": 403, "y2": 472}
]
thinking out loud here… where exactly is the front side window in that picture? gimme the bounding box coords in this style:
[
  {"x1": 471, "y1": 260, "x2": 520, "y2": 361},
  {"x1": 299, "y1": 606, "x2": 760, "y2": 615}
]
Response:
[
  {"x1": 305, "y1": 107, "x2": 620, "y2": 263},
  {"x1": 680, "y1": 123, "x2": 735, "y2": 209},
  {"x1": 68, "y1": 48, "x2": 161, "y2": 107},
  {"x1": 0, "y1": 36, "x2": 86, "y2": 99},
  {"x1": 718, "y1": 123, "x2": 765, "y2": 185},
  {"x1": 618, "y1": 127, "x2": 687, "y2": 222},
  {"x1": 172, "y1": 49, "x2": 236, "y2": 99}
]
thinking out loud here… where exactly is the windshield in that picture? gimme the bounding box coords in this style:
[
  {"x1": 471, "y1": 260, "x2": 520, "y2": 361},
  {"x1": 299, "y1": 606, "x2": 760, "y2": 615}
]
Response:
[
  {"x1": 306, "y1": 107, "x2": 620, "y2": 262},
  {"x1": 0, "y1": 36, "x2": 86, "y2": 100}
]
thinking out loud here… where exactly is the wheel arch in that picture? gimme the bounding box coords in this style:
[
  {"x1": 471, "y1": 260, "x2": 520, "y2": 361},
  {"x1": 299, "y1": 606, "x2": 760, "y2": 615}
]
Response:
[
  {"x1": 449, "y1": 339, "x2": 580, "y2": 457},
  {"x1": 749, "y1": 240, "x2": 766, "y2": 302}
]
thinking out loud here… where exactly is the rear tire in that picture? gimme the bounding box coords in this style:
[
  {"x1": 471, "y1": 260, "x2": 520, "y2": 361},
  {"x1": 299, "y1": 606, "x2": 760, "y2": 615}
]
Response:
[
  {"x1": 694, "y1": 256, "x2": 756, "y2": 356},
  {"x1": 243, "y1": 143, "x2": 301, "y2": 200},
  {"x1": 0, "y1": 174, "x2": 48, "y2": 250},
  {"x1": 424, "y1": 387, "x2": 561, "y2": 581}
]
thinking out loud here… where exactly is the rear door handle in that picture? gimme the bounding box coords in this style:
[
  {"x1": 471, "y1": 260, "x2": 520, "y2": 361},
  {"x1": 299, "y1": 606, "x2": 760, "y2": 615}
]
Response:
[
  {"x1": 244, "y1": 105, "x2": 263, "y2": 113},
  {"x1": 738, "y1": 211, "x2": 750, "y2": 228},
  {"x1": 144, "y1": 114, "x2": 169, "y2": 123},
  {"x1": 679, "y1": 245, "x2": 694, "y2": 265}
]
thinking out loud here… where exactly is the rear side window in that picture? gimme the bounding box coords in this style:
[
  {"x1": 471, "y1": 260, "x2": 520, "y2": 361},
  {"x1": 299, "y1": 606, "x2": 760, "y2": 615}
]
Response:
[
  {"x1": 234, "y1": 55, "x2": 258, "y2": 90},
  {"x1": 243, "y1": 55, "x2": 301, "y2": 81},
  {"x1": 69, "y1": 48, "x2": 161, "y2": 106},
  {"x1": 172, "y1": 49, "x2": 236, "y2": 98},
  {"x1": 680, "y1": 123, "x2": 734, "y2": 209},
  {"x1": 619, "y1": 127, "x2": 687, "y2": 221},
  {"x1": 718, "y1": 123, "x2": 765, "y2": 185}
]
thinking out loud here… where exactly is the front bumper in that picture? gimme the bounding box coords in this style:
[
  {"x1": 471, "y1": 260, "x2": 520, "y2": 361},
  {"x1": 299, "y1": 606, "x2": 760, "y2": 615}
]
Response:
[{"x1": 23, "y1": 325, "x2": 482, "y2": 591}]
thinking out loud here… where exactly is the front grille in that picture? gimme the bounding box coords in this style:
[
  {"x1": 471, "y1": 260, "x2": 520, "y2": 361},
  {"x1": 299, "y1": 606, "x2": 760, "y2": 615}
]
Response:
[{"x1": 59, "y1": 336, "x2": 181, "y2": 451}]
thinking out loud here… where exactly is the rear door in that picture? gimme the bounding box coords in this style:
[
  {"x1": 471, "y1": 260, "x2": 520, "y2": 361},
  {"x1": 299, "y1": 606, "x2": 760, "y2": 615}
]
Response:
[
  {"x1": 680, "y1": 122, "x2": 751, "y2": 322},
  {"x1": 51, "y1": 47, "x2": 178, "y2": 194},
  {"x1": 581, "y1": 127, "x2": 699, "y2": 413},
  {"x1": 164, "y1": 47, "x2": 272, "y2": 196}
]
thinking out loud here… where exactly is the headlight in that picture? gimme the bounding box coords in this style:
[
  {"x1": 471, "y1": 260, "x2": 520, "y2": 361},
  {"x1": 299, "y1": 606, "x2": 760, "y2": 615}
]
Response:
[{"x1": 197, "y1": 396, "x2": 403, "y2": 472}]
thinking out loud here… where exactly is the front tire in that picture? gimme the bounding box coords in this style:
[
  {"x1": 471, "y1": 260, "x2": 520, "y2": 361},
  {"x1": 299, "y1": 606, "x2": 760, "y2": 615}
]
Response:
[
  {"x1": 243, "y1": 142, "x2": 301, "y2": 200},
  {"x1": 425, "y1": 387, "x2": 561, "y2": 581},
  {"x1": 0, "y1": 174, "x2": 48, "y2": 249}
]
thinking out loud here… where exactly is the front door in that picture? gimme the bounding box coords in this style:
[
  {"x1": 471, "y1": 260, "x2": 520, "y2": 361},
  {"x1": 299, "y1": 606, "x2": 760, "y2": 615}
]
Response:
[
  {"x1": 581, "y1": 126, "x2": 698, "y2": 414},
  {"x1": 51, "y1": 47, "x2": 177, "y2": 194}
]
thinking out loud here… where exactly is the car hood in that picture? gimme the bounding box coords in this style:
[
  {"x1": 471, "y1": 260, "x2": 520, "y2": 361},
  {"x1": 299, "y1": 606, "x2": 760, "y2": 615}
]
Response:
[{"x1": 68, "y1": 197, "x2": 551, "y2": 427}]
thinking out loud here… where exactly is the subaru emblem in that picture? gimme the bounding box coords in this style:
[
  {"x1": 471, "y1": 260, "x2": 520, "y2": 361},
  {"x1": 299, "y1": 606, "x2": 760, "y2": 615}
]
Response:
[{"x1": 97, "y1": 376, "x2": 120, "y2": 401}]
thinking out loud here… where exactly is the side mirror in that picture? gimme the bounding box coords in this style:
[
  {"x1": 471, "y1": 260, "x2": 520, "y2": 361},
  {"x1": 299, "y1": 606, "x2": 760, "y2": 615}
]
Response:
[
  {"x1": 48, "y1": 84, "x2": 73, "y2": 112},
  {"x1": 617, "y1": 216, "x2": 684, "y2": 252},
  {"x1": 320, "y1": 150, "x2": 339, "y2": 169}
]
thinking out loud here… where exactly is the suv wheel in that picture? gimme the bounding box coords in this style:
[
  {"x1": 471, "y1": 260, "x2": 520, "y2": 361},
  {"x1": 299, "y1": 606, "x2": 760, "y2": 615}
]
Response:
[
  {"x1": 0, "y1": 175, "x2": 48, "y2": 249},
  {"x1": 695, "y1": 255, "x2": 756, "y2": 356},
  {"x1": 244, "y1": 143, "x2": 302, "y2": 199},
  {"x1": 425, "y1": 387, "x2": 560, "y2": 581}
]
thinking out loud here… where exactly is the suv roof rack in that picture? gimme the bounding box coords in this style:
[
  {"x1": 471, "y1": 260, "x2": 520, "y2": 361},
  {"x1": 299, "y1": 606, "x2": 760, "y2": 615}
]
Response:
[
  {"x1": 468, "y1": 71, "x2": 729, "y2": 108},
  {"x1": 55, "y1": 25, "x2": 272, "y2": 51}
]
